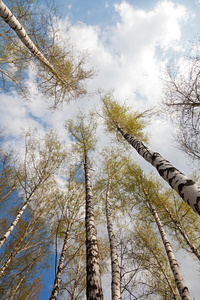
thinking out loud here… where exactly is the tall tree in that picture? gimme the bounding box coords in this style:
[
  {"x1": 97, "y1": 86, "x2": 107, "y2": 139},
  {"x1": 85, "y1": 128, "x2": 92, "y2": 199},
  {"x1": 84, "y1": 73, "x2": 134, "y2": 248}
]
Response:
[
  {"x1": 113, "y1": 216, "x2": 180, "y2": 299},
  {"x1": 146, "y1": 197, "x2": 191, "y2": 299},
  {"x1": 0, "y1": 130, "x2": 66, "y2": 248},
  {"x1": 129, "y1": 221, "x2": 180, "y2": 300},
  {"x1": 122, "y1": 164, "x2": 193, "y2": 299},
  {"x1": 102, "y1": 93, "x2": 200, "y2": 215},
  {"x1": 123, "y1": 163, "x2": 200, "y2": 261},
  {"x1": 0, "y1": 0, "x2": 93, "y2": 106},
  {"x1": 0, "y1": 151, "x2": 17, "y2": 205},
  {"x1": 50, "y1": 172, "x2": 85, "y2": 300},
  {"x1": 67, "y1": 114, "x2": 103, "y2": 300},
  {"x1": 0, "y1": 190, "x2": 54, "y2": 299},
  {"x1": 154, "y1": 188, "x2": 200, "y2": 261},
  {"x1": 96, "y1": 148, "x2": 131, "y2": 300},
  {"x1": 0, "y1": 181, "x2": 56, "y2": 280}
]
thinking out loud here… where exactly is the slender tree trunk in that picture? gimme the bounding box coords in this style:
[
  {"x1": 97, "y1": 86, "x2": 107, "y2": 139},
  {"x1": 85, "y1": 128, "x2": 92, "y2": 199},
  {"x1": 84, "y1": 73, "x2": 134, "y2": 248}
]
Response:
[
  {"x1": 9, "y1": 255, "x2": 39, "y2": 300},
  {"x1": 49, "y1": 222, "x2": 72, "y2": 300},
  {"x1": 105, "y1": 177, "x2": 121, "y2": 300},
  {"x1": 0, "y1": 0, "x2": 68, "y2": 88},
  {"x1": 0, "y1": 191, "x2": 35, "y2": 249},
  {"x1": 0, "y1": 227, "x2": 29, "y2": 279},
  {"x1": 149, "y1": 202, "x2": 191, "y2": 300},
  {"x1": 71, "y1": 245, "x2": 83, "y2": 300},
  {"x1": 0, "y1": 187, "x2": 15, "y2": 203},
  {"x1": 164, "y1": 205, "x2": 200, "y2": 260},
  {"x1": 117, "y1": 126, "x2": 200, "y2": 215},
  {"x1": 84, "y1": 154, "x2": 103, "y2": 300}
]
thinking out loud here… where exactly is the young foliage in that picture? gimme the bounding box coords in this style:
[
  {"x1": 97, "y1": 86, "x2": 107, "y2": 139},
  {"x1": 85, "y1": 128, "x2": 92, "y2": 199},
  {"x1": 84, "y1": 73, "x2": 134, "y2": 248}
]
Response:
[
  {"x1": 101, "y1": 93, "x2": 200, "y2": 215},
  {"x1": 101, "y1": 92, "x2": 149, "y2": 143},
  {"x1": 0, "y1": 129, "x2": 66, "y2": 248},
  {"x1": 0, "y1": 0, "x2": 94, "y2": 106},
  {"x1": 0, "y1": 190, "x2": 55, "y2": 299}
]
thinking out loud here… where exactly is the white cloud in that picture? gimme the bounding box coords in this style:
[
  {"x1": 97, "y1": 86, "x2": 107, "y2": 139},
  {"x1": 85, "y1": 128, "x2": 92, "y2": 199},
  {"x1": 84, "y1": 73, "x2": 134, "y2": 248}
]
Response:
[
  {"x1": 114, "y1": 1, "x2": 188, "y2": 51},
  {"x1": 64, "y1": 0, "x2": 189, "y2": 112}
]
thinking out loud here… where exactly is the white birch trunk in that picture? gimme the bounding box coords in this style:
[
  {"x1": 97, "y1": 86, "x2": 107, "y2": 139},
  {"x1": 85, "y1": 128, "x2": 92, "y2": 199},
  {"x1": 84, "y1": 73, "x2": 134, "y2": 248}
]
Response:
[
  {"x1": 105, "y1": 177, "x2": 121, "y2": 300},
  {"x1": 164, "y1": 205, "x2": 200, "y2": 260},
  {"x1": 49, "y1": 222, "x2": 71, "y2": 300},
  {"x1": 0, "y1": 191, "x2": 35, "y2": 249},
  {"x1": 84, "y1": 154, "x2": 103, "y2": 300},
  {"x1": 0, "y1": 225, "x2": 29, "y2": 279},
  {"x1": 117, "y1": 127, "x2": 200, "y2": 215},
  {"x1": 149, "y1": 202, "x2": 191, "y2": 300},
  {"x1": 0, "y1": 1, "x2": 68, "y2": 87}
]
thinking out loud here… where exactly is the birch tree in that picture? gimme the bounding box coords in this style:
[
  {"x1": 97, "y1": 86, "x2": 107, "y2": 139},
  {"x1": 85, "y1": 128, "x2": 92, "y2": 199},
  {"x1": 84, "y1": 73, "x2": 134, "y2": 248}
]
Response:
[
  {"x1": 0, "y1": 181, "x2": 57, "y2": 281},
  {"x1": 128, "y1": 221, "x2": 181, "y2": 300},
  {"x1": 153, "y1": 188, "x2": 200, "y2": 261},
  {"x1": 59, "y1": 234, "x2": 86, "y2": 300},
  {"x1": 146, "y1": 197, "x2": 191, "y2": 299},
  {"x1": 0, "y1": 130, "x2": 66, "y2": 248},
  {"x1": 0, "y1": 0, "x2": 93, "y2": 106},
  {"x1": 124, "y1": 160, "x2": 200, "y2": 262},
  {"x1": 102, "y1": 93, "x2": 200, "y2": 215},
  {"x1": 122, "y1": 164, "x2": 193, "y2": 299},
  {"x1": 0, "y1": 151, "x2": 18, "y2": 205},
  {"x1": 96, "y1": 148, "x2": 132, "y2": 300},
  {"x1": 50, "y1": 173, "x2": 85, "y2": 300},
  {"x1": 112, "y1": 215, "x2": 180, "y2": 299},
  {"x1": 0, "y1": 196, "x2": 53, "y2": 299},
  {"x1": 66, "y1": 114, "x2": 103, "y2": 300}
]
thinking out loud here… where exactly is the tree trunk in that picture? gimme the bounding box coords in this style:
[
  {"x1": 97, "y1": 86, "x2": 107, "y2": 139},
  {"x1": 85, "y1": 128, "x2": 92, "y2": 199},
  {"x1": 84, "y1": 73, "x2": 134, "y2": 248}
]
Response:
[
  {"x1": 164, "y1": 205, "x2": 200, "y2": 261},
  {"x1": 71, "y1": 245, "x2": 83, "y2": 300},
  {"x1": 0, "y1": 191, "x2": 35, "y2": 249},
  {"x1": 117, "y1": 126, "x2": 200, "y2": 215},
  {"x1": 9, "y1": 255, "x2": 40, "y2": 300},
  {"x1": 105, "y1": 177, "x2": 121, "y2": 300},
  {"x1": 0, "y1": 0, "x2": 68, "y2": 88},
  {"x1": 84, "y1": 154, "x2": 103, "y2": 300},
  {"x1": 49, "y1": 222, "x2": 72, "y2": 300},
  {"x1": 0, "y1": 224, "x2": 30, "y2": 279},
  {"x1": 149, "y1": 202, "x2": 191, "y2": 300}
]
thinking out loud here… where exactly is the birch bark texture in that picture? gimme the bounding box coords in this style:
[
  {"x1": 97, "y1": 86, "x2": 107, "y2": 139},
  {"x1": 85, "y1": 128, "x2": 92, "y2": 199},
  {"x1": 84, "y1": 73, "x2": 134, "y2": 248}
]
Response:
[
  {"x1": 117, "y1": 126, "x2": 200, "y2": 216},
  {"x1": 162, "y1": 202, "x2": 200, "y2": 261},
  {"x1": 105, "y1": 177, "x2": 121, "y2": 300},
  {"x1": 66, "y1": 114, "x2": 103, "y2": 300},
  {"x1": 0, "y1": 0, "x2": 93, "y2": 105},
  {"x1": 149, "y1": 202, "x2": 191, "y2": 300},
  {"x1": 0, "y1": 0, "x2": 67, "y2": 86},
  {"x1": 0, "y1": 191, "x2": 35, "y2": 249},
  {"x1": 102, "y1": 95, "x2": 200, "y2": 215},
  {"x1": 49, "y1": 223, "x2": 71, "y2": 300},
  {"x1": 84, "y1": 155, "x2": 103, "y2": 300}
]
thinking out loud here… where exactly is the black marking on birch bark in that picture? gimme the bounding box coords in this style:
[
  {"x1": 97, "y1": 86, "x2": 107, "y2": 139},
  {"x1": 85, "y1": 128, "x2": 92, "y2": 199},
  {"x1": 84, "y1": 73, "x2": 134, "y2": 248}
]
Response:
[
  {"x1": 168, "y1": 175, "x2": 177, "y2": 187},
  {"x1": 194, "y1": 197, "x2": 200, "y2": 215},
  {"x1": 178, "y1": 180, "x2": 195, "y2": 196},
  {"x1": 182, "y1": 287, "x2": 189, "y2": 293},
  {"x1": 151, "y1": 152, "x2": 160, "y2": 162}
]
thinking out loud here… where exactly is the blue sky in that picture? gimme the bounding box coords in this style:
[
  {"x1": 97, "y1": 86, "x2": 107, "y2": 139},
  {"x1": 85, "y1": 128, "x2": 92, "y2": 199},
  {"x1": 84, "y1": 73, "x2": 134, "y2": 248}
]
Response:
[{"x1": 1, "y1": 0, "x2": 200, "y2": 299}]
